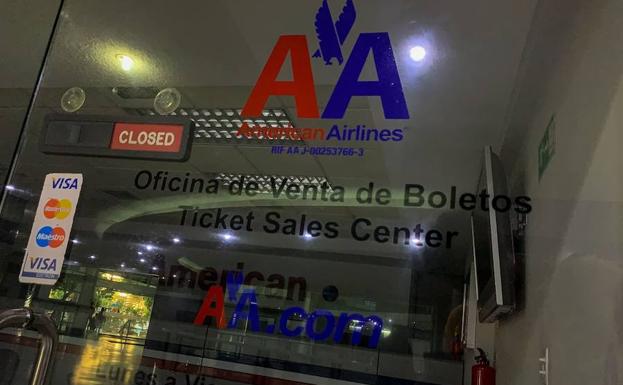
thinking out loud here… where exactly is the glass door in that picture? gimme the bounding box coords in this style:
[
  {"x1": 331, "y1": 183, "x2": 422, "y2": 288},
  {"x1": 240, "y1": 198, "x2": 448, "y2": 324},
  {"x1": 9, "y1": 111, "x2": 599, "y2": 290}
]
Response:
[{"x1": 0, "y1": 1, "x2": 540, "y2": 384}]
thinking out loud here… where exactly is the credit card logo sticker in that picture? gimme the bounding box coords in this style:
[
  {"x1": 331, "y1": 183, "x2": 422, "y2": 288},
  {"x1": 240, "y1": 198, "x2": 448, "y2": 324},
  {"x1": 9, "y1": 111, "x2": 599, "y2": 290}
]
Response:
[
  {"x1": 21, "y1": 256, "x2": 60, "y2": 279},
  {"x1": 35, "y1": 226, "x2": 66, "y2": 248},
  {"x1": 52, "y1": 177, "x2": 79, "y2": 190},
  {"x1": 20, "y1": 173, "x2": 82, "y2": 285},
  {"x1": 28, "y1": 257, "x2": 58, "y2": 271},
  {"x1": 43, "y1": 198, "x2": 72, "y2": 219}
]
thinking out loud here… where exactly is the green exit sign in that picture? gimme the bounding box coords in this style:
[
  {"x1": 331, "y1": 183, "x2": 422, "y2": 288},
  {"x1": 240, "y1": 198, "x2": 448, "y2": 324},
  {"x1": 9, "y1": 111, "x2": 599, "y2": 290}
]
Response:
[{"x1": 538, "y1": 115, "x2": 556, "y2": 180}]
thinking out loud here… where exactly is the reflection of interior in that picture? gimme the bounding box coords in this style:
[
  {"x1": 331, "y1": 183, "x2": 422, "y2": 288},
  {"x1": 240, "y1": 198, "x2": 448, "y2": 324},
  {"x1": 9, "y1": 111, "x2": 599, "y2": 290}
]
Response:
[{"x1": 0, "y1": 1, "x2": 622, "y2": 385}]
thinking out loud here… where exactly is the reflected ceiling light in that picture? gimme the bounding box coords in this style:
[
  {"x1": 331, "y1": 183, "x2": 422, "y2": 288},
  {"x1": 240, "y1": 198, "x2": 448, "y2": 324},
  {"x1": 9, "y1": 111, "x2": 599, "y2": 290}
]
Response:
[
  {"x1": 120, "y1": 263, "x2": 126, "y2": 268},
  {"x1": 138, "y1": 251, "x2": 143, "y2": 255},
  {"x1": 139, "y1": 258, "x2": 146, "y2": 263},
  {"x1": 71, "y1": 239, "x2": 80, "y2": 244},
  {"x1": 145, "y1": 245, "x2": 155, "y2": 251},
  {"x1": 89, "y1": 255, "x2": 96, "y2": 260},
  {"x1": 172, "y1": 237, "x2": 181, "y2": 244},
  {"x1": 116, "y1": 54, "x2": 134, "y2": 71},
  {"x1": 151, "y1": 266, "x2": 158, "y2": 271},
  {"x1": 5, "y1": 185, "x2": 15, "y2": 191},
  {"x1": 303, "y1": 233, "x2": 313, "y2": 239},
  {"x1": 409, "y1": 46, "x2": 427, "y2": 62},
  {"x1": 220, "y1": 233, "x2": 234, "y2": 242}
]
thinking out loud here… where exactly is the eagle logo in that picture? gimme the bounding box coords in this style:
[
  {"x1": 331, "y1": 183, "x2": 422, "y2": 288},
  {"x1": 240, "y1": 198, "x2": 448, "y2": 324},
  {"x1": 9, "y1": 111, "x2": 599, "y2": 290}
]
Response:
[{"x1": 312, "y1": 0, "x2": 357, "y2": 65}]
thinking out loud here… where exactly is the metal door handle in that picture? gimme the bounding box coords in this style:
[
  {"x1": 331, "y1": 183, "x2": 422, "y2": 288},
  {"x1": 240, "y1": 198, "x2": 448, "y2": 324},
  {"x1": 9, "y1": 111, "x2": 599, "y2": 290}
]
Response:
[{"x1": 0, "y1": 308, "x2": 58, "y2": 385}]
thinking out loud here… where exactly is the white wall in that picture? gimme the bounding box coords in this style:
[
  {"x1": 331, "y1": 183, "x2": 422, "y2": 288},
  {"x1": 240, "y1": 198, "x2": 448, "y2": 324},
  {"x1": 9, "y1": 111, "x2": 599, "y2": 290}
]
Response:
[{"x1": 497, "y1": 0, "x2": 623, "y2": 384}]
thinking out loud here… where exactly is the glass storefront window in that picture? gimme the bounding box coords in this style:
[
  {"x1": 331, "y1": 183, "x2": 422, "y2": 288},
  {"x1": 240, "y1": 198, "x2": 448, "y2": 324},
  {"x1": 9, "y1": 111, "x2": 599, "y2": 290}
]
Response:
[{"x1": 1, "y1": 1, "x2": 623, "y2": 385}]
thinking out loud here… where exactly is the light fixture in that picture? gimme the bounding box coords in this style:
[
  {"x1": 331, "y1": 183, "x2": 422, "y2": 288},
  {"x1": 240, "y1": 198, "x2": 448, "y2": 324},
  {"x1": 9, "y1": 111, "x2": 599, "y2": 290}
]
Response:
[
  {"x1": 220, "y1": 233, "x2": 234, "y2": 242},
  {"x1": 145, "y1": 245, "x2": 154, "y2": 251},
  {"x1": 116, "y1": 54, "x2": 134, "y2": 72},
  {"x1": 409, "y1": 46, "x2": 427, "y2": 62},
  {"x1": 139, "y1": 258, "x2": 146, "y2": 263},
  {"x1": 151, "y1": 266, "x2": 158, "y2": 271},
  {"x1": 172, "y1": 238, "x2": 181, "y2": 244}
]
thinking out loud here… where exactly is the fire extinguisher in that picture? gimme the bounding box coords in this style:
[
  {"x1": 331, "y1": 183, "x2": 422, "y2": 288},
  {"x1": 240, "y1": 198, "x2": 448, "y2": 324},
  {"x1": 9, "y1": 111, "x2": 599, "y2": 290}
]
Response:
[{"x1": 472, "y1": 348, "x2": 495, "y2": 385}]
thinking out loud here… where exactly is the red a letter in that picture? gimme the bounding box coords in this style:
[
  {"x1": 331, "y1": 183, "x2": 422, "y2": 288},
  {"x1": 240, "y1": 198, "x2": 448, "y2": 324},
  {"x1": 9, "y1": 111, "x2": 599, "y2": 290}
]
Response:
[
  {"x1": 193, "y1": 285, "x2": 226, "y2": 328},
  {"x1": 242, "y1": 35, "x2": 319, "y2": 118}
]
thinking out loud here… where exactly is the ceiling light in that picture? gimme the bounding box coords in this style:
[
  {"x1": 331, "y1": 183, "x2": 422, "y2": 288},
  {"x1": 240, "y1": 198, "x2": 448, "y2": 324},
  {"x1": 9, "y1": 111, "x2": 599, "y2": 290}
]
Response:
[
  {"x1": 139, "y1": 258, "x2": 146, "y2": 263},
  {"x1": 220, "y1": 233, "x2": 234, "y2": 242},
  {"x1": 117, "y1": 54, "x2": 134, "y2": 71},
  {"x1": 172, "y1": 238, "x2": 181, "y2": 244},
  {"x1": 409, "y1": 46, "x2": 427, "y2": 62}
]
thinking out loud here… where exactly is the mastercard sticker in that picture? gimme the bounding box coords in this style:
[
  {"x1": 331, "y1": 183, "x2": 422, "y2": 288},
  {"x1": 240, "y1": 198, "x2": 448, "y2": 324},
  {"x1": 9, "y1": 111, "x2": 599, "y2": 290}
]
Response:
[{"x1": 43, "y1": 198, "x2": 72, "y2": 220}]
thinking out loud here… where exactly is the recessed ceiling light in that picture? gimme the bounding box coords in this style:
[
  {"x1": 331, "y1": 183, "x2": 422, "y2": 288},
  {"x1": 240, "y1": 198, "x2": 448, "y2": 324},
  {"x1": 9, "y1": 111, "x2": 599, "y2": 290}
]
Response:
[
  {"x1": 220, "y1": 233, "x2": 234, "y2": 242},
  {"x1": 116, "y1": 54, "x2": 134, "y2": 71},
  {"x1": 409, "y1": 46, "x2": 427, "y2": 62}
]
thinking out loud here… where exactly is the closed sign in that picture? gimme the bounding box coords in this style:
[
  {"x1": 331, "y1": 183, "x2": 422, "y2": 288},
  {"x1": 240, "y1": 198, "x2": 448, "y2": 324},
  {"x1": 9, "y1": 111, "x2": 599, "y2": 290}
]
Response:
[{"x1": 110, "y1": 123, "x2": 184, "y2": 153}]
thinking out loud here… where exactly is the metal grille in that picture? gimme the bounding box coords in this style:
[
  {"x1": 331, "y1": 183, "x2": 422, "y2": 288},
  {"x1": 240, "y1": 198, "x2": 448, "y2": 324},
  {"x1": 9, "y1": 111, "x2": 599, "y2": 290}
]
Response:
[{"x1": 133, "y1": 108, "x2": 298, "y2": 144}]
